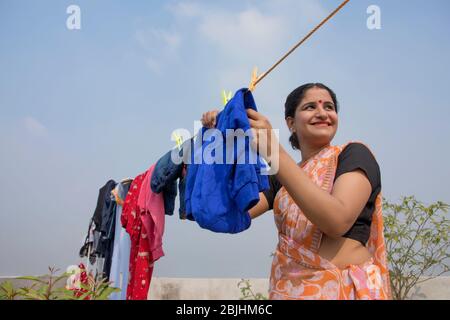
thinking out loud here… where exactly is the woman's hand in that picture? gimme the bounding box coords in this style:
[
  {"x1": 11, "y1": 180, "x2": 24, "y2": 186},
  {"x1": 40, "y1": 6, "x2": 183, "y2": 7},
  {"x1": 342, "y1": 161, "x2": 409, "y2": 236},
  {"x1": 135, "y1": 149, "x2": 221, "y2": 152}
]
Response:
[
  {"x1": 246, "y1": 109, "x2": 278, "y2": 162},
  {"x1": 201, "y1": 109, "x2": 219, "y2": 128}
]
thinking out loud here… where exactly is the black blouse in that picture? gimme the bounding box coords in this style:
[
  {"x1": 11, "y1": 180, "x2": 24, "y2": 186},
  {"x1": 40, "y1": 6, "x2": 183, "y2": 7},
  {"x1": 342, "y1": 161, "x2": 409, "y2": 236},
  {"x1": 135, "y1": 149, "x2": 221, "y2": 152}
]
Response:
[{"x1": 262, "y1": 143, "x2": 381, "y2": 246}]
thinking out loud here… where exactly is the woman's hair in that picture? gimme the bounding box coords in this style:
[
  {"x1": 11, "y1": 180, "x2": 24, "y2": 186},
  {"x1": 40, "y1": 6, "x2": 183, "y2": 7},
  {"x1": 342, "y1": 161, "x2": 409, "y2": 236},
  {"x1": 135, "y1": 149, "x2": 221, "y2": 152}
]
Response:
[{"x1": 284, "y1": 83, "x2": 339, "y2": 150}]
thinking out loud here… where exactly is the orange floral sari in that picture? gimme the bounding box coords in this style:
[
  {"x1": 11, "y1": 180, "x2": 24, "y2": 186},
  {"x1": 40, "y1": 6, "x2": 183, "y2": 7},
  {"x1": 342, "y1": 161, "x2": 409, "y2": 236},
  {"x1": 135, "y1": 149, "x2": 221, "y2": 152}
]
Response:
[{"x1": 269, "y1": 142, "x2": 392, "y2": 300}]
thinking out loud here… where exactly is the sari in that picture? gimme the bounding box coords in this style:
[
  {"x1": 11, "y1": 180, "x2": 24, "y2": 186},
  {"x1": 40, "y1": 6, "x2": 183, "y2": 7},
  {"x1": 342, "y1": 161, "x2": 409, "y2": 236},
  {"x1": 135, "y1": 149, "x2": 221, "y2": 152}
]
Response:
[{"x1": 269, "y1": 143, "x2": 392, "y2": 300}]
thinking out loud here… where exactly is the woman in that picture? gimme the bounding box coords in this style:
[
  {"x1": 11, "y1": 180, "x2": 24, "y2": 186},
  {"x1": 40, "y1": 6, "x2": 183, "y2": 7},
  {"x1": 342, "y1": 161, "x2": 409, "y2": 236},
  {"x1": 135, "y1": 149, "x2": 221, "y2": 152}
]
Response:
[{"x1": 201, "y1": 83, "x2": 391, "y2": 300}]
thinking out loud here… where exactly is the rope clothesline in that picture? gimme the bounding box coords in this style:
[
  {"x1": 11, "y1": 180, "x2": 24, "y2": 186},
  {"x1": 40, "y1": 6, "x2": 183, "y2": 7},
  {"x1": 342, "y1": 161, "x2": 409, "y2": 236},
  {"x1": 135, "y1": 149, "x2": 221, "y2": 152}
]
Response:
[
  {"x1": 82, "y1": 0, "x2": 352, "y2": 283},
  {"x1": 250, "y1": 0, "x2": 350, "y2": 90},
  {"x1": 184, "y1": 0, "x2": 350, "y2": 146}
]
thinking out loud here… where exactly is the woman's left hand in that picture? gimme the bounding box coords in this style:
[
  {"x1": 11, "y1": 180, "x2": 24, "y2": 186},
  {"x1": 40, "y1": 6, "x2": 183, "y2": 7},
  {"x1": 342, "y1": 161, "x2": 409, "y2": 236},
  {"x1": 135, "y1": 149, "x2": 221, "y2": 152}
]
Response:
[{"x1": 246, "y1": 109, "x2": 278, "y2": 161}]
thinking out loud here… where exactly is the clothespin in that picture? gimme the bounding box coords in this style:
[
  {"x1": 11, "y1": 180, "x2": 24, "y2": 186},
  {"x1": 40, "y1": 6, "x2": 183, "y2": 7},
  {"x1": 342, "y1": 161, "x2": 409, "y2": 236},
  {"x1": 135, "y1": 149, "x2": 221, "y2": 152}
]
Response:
[
  {"x1": 120, "y1": 177, "x2": 133, "y2": 184},
  {"x1": 171, "y1": 132, "x2": 184, "y2": 151},
  {"x1": 221, "y1": 90, "x2": 232, "y2": 106},
  {"x1": 248, "y1": 66, "x2": 259, "y2": 92}
]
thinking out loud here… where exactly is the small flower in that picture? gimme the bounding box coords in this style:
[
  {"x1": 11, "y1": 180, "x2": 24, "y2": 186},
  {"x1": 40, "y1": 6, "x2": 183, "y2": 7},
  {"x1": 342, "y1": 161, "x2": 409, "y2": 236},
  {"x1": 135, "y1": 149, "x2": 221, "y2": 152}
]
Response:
[
  {"x1": 66, "y1": 273, "x2": 81, "y2": 290},
  {"x1": 66, "y1": 265, "x2": 80, "y2": 275}
]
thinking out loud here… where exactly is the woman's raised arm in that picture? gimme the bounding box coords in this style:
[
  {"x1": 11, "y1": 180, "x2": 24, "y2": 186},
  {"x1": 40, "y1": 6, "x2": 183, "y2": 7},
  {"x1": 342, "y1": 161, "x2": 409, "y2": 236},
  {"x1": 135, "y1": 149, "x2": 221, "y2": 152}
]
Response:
[{"x1": 249, "y1": 193, "x2": 270, "y2": 219}]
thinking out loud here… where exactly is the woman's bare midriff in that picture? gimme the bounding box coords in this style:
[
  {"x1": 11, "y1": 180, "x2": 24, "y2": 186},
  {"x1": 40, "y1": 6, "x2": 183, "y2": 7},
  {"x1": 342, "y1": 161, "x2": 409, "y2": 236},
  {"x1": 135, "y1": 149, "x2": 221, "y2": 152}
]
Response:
[{"x1": 318, "y1": 234, "x2": 372, "y2": 269}]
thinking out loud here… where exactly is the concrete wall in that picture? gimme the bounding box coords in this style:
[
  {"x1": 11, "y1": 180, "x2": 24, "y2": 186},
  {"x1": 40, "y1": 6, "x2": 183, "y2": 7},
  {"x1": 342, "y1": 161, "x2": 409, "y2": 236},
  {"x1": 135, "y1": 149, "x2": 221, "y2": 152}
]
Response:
[
  {"x1": 148, "y1": 278, "x2": 269, "y2": 300},
  {"x1": 1, "y1": 276, "x2": 449, "y2": 300},
  {"x1": 148, "y1": 277, "x2": 450, "y2": 300},
  {"x1": 406, "y1": 277, "x2": 450, "y2": 300}
]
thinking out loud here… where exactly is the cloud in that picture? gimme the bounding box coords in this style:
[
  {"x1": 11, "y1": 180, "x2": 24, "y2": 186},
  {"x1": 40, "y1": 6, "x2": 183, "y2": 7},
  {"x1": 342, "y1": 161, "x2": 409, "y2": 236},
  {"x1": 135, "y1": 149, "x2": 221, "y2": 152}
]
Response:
[
  {"x1": 169, "y1": 2, "x2": 286, "y2": 62},
  {"x1": 198, "y1": 8, "x2": 286, "y2": 60},
  {"x1": 137, "y1": 1, "x2": 328, "y2": 80},
  {"x1": 167, "y1": 0, "x2": 328, "y2": 85},
  {"x1": 169, "y1": 0, "x2": 328, "y2": 53},
  {"x1": 133, "y1": 0, "x2": 329, "y2": 77},
  {"x1": 263, "y1": 0, "x2": 328, "y2": 25},
  {"x1": 169, "y1": 2, "x2": 202, "y2": 18},
  {"x1": 135, "y1": 27, "x2": 181, "y2": 74},
  {"x1": 22, "y1": 116, "x2": 48, "y2": 137}
]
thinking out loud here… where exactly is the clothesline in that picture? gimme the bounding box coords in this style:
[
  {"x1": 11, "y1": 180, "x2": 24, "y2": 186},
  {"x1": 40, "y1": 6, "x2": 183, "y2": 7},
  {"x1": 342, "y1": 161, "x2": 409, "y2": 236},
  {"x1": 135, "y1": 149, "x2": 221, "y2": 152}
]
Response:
[
  {"x1": 250, "y1": 0, "x2": 350, "y2": 91},
  {"x1": 188, "y1": 0, "x2": 350, "y2": 143},
  {"x1": 78, "y1": 1, "x2": 351, "y2": 300}
]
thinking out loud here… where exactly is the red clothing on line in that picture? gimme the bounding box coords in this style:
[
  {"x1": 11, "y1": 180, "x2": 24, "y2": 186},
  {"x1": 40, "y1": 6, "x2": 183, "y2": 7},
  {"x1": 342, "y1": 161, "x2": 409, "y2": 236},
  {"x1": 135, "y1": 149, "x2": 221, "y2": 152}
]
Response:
[{"x1": 121, "y1": 164, "x2": 165, "y2": 300}]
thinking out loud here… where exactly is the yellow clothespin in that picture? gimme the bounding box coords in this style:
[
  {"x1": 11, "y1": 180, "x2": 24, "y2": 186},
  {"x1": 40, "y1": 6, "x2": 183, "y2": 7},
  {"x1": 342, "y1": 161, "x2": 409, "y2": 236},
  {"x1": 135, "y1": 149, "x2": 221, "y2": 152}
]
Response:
[
  {"x1": 171, "y1": 132, "x2": 184, "y2": 150},
  {"x1": 221, "y1": 90, "x2": 232, "y2": 106},
  {"x1": 249, "y1": 66, "x2": 259, "y2": 92}
]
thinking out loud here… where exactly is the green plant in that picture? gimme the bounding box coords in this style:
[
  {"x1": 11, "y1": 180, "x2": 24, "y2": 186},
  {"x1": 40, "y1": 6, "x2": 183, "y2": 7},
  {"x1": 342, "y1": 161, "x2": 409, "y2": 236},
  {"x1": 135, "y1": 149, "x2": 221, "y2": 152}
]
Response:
[
  {"x1": 0, "y1": 266, "x2": 120, "y2": 300},
  {"x1": 383, "y1": 196, "x2": 450, "y2": 300},
  {"x1": 71, "y1": 275, "x2": 120, "y2": 300},
  {"x1": 238, "y1": 279, "x2": 267, "y2": 300},
  {"x1": 0, "y1": 281, "x2": 22, "y2": 300}
]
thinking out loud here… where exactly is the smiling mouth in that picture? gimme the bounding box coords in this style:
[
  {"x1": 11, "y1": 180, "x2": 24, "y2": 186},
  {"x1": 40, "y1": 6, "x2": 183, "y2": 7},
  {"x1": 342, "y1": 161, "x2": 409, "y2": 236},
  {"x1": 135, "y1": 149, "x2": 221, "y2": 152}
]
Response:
[{"x1": 312, "y1": 122, "x2": 330, "y2": 126}]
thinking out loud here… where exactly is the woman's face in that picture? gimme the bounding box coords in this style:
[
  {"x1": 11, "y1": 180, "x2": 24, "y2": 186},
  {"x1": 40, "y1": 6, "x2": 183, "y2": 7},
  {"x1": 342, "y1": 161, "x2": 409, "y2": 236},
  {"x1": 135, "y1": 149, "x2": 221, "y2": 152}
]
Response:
[{"x1": 287, "y1": 87, "x2": 338, "y2": 148}]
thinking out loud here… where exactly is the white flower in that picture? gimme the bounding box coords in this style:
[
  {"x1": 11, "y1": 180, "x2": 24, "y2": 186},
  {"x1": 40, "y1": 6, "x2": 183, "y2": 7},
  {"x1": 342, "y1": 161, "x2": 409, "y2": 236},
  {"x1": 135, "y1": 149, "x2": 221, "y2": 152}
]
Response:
[
  {"x1": 66, "y1": 265, "x2": 80, "y2": 275},
  {"x1": 65, "y1": 265, "x2": 82, "y2": 290},
  {"x1": 66, "y1": 273, "x2": 81, "y2": 290}
]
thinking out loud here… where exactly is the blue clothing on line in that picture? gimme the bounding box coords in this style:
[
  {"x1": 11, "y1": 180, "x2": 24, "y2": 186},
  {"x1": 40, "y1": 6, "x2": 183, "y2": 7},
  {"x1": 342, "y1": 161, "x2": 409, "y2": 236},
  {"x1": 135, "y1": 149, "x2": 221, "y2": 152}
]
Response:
[
  {"x1": 184, "y1": 88, "x2": 269, "y2": 233},
  {"x1": 151, "y1": 148, "x2": 190, "y2": 219},
  {"x1": 151, "y1": 149, "x2": 183, "y2": 217},
  {"x1": 108, "y1": 182, "x2": 131, "y2": 300}
]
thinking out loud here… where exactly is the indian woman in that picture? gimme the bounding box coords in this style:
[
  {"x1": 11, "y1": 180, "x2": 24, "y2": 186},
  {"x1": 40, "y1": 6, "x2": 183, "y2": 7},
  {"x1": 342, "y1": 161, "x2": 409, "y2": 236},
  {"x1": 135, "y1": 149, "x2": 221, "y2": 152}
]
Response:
[{"x1": 201, "y1": 83, "x2": 391, "y2": 300}]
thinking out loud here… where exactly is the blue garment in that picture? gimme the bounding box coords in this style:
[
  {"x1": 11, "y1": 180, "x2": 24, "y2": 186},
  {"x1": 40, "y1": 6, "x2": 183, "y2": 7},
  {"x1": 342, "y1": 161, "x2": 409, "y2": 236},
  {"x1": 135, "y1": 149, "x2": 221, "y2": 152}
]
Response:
[
  {"x1": 178, "y1": 165, "x2": 188, "y2": 219},
  {"x1": 150, "y1": 149, "x2": 185, "y2": 219},
  {"x1": 108, "y1": 182, "x2": 131, "y2": 300},
  {"x1": 80, "y1": 179, "x2": 116, "y2": 280},
  {"x1": 100, "y1": 191, "x2": 117, "y2": 280},
  {"x1": 184, "y1": 88, "x2": 269, "y2": 233}
]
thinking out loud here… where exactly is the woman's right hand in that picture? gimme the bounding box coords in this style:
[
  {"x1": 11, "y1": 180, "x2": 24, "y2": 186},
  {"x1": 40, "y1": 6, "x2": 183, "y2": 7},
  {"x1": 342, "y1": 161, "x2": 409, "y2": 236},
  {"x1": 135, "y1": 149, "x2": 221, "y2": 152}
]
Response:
[{"x1": 201, "y1": 109, "x2": 219, "y2": 128}]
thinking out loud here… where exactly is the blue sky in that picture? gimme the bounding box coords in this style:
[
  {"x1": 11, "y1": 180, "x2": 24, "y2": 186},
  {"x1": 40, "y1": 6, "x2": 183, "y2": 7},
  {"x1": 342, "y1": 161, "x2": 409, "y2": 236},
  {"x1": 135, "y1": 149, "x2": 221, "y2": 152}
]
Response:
[{"x1": 1, "y1": 0, "x2": 449, "y2": 278}]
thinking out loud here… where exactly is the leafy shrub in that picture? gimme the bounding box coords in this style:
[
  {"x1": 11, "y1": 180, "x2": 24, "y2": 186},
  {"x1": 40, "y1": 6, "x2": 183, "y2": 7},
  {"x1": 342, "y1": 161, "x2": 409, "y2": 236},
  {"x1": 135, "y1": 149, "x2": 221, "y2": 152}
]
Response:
[
  {"x1": 383, "y1": 196, "x2": 450, "y2": 300},
  {"x1": 0, "y1": 265, "x2": 120, "y2": 300}
]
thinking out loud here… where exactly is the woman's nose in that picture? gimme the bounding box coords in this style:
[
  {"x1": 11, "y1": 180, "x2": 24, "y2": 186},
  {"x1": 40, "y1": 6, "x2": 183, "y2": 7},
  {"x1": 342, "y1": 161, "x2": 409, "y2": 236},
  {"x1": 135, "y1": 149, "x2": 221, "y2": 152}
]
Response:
[{"x1": 315, "y1": 106, "x2": 327, "y2": 118}]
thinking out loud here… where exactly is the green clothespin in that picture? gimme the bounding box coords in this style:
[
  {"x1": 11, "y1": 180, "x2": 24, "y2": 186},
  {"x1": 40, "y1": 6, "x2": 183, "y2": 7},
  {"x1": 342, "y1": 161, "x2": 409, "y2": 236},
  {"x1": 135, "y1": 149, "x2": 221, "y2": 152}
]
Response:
[
  {"x1": 171, "y1": 132, "x2": 184, "y2": 150},
  {"x1": 221, "y1": 90, "x2": 232, "y2": 106}
]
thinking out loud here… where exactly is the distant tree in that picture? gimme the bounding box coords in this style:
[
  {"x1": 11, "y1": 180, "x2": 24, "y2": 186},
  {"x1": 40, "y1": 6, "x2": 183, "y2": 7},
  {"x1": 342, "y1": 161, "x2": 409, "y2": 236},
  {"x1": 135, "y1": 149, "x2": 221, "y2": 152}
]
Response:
[
  {"x1": 383, "y1": 196, "x2": 450, "y2": 300},
  {"x1": 238, "y1": 196, "x2": 450, "y2": 301}
]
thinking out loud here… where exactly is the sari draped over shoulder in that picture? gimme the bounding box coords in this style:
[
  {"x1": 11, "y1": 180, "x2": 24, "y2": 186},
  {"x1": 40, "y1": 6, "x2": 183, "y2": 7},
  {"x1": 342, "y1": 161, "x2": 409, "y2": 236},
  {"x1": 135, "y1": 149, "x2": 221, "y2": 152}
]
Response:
[{"x1": 269, "y1": 143, "x2": 392, "y2": 300}]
